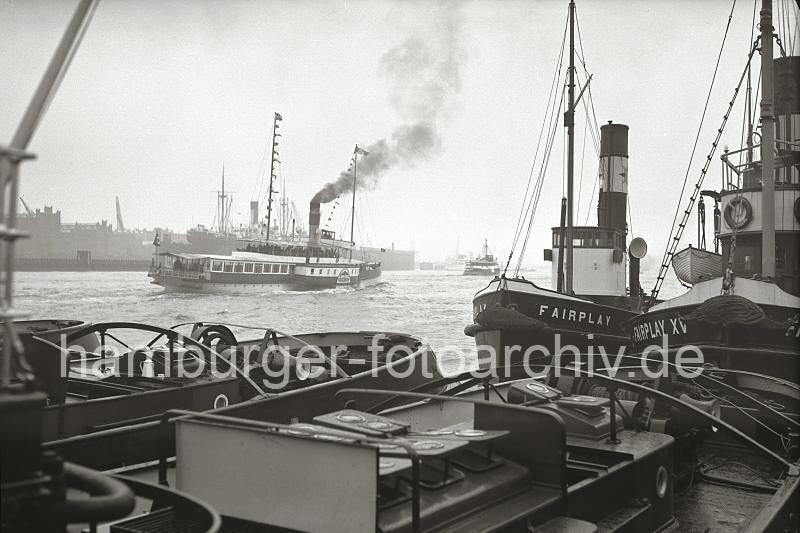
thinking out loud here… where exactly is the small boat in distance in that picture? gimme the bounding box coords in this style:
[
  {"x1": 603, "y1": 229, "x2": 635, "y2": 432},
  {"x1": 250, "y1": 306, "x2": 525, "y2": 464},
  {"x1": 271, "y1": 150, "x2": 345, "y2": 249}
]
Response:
[{"x1": 462, "y1": 239, "x2": 500, "y2": 276}]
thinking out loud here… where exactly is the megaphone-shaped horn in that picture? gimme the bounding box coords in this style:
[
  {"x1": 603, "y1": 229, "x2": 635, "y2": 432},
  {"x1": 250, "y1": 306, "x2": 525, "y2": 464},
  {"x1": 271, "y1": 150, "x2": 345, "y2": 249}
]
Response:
[{"x1": 629, "y1": 237, "x2": 648, "y2": 259}]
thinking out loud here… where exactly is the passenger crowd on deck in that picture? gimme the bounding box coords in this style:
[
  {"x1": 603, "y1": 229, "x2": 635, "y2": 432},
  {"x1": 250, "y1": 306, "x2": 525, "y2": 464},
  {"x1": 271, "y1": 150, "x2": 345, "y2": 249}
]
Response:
[{"x1": 242, "y1": 242, "x2": 340, "y2": 258}]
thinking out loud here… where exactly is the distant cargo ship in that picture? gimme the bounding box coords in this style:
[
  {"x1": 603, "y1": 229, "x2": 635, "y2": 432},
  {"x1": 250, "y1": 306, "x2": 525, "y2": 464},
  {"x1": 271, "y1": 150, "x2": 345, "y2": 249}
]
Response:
[{"x1": 14, "y1": 203, "x2": 414, "y2": 271}]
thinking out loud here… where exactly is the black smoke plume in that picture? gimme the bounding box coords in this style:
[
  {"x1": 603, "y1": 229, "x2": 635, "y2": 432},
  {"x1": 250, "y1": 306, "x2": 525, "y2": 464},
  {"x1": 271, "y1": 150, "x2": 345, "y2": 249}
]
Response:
[{"x1": 312, "y1": 7, "x2": 464, "y2": 204}]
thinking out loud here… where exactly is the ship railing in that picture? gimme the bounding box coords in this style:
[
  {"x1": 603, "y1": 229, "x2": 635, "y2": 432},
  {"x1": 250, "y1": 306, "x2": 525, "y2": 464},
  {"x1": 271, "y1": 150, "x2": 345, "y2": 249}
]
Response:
[{"x1": 721, "y1": 140, "x2": 800, "y2": 190}]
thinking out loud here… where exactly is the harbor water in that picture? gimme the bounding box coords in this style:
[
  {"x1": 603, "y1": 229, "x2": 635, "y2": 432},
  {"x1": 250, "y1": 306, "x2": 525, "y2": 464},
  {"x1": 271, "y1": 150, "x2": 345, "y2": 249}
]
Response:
[{"x1": 17, "y1": 269, "x2": 684, "y2": 375}]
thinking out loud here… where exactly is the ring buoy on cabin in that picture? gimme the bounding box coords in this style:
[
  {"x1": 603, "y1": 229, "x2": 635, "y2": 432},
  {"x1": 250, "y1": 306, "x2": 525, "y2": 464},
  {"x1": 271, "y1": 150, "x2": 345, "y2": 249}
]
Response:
[{"x1": 723, "y1": 196, "x2": 753, "y2": 229}]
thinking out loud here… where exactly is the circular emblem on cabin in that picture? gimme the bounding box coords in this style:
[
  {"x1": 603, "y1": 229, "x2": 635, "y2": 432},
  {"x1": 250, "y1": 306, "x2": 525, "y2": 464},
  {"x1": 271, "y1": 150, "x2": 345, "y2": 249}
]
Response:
[
  {"x1": 336, "y1": 269, "x2": 352, "y2": 285},
  {"x1": 213, "y1": 394, "x2": 229, "y2": 409},
  {"x1": 723, "y1": 196, "x2": 752, "y2": 229}
]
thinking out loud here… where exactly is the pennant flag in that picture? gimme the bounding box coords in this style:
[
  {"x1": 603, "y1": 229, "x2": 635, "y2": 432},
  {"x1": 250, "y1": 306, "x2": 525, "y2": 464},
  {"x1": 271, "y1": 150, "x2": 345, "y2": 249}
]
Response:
[
  {"x1": 153, "y1": 231, "x2": 161, "y2": 247},
  {"x1": 275, "y1": 112, "x2": 283, "y2": 121},
  {"x1": 354, "y1": 145, "x2": 369, "y2": 156}
]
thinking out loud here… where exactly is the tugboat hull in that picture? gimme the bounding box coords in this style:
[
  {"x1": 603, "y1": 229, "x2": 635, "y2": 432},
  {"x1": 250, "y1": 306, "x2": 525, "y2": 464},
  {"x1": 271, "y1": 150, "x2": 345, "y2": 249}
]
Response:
[
  {"x1": 628, "y1": 278, "x2": 800, "y2": 380},
  {"x1": 468, "y1": 278, "x2": 638, "y2": 377}
]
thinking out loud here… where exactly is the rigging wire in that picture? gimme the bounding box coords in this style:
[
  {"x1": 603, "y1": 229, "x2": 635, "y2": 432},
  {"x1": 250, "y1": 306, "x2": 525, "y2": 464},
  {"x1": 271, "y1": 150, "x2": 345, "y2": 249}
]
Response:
[
  {"x1": 650, "y1": 0, "x2": 740, "y2": 303},
  {"x1": 562, "y1": 117, "x2": 566, "y2": 199},
  {"x1": 514, "y1": 86, "x2": 566, "y2": 274},
  {"x1": 574, "y1": 9, "x2": 601, "y2": 155},
  {"x1": 574, "y1": 8, "x2": 601, "y2": 224},
  {"x1": 584, "y1": 169, "x2": 598, "y2": 225},
  {"x1": 576, "y1": 91, "x2": 589, "y2": 219},
  {"x1": 504, "y1": 11, "x2": 569, "y2": 274},
  {"x1": 652, "y1": 42, "x2": 758, "y2": 302},
  {"x1": 737, "y1": 0, "x2": 759, "y2": 169}
]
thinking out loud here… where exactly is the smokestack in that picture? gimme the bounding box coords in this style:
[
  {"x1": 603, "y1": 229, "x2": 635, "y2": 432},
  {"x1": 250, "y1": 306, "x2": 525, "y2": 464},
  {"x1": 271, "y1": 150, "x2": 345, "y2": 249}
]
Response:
[
  {"x1": 308, "y1": 201, "x2": 321, "y2": 245},
  {"x1": 597, "y1": 122, "x2": 629, "y2": 239},
  {"x1": 774, "y1": 56, "x2": 799, "y2": 184},
  {"x1": 250, "y1": 201, "x2": 259, "y2": 228}
]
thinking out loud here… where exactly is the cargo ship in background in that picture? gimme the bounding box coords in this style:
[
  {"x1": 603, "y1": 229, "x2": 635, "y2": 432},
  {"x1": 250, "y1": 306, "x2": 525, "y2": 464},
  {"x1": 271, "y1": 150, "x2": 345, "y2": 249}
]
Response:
[{"x1": 14, "y1": 197, "x2": 414, "y2": 272}]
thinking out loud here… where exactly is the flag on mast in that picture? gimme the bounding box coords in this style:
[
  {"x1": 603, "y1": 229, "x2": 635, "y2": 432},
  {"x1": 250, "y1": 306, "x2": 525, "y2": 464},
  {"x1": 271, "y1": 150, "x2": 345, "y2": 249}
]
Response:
[
  {"x1": 153, "y1": 231, "x2": 161, "y2": 247},
  {"x1": 354, "y1": 144, "x2": 369, "y2": 156}
]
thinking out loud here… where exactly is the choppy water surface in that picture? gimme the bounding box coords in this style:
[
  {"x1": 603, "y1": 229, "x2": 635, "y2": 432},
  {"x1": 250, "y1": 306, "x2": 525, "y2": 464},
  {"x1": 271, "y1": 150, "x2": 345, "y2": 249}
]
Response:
[{"x1": 16, "y1": 269, "x2": 683, "y2": 373}]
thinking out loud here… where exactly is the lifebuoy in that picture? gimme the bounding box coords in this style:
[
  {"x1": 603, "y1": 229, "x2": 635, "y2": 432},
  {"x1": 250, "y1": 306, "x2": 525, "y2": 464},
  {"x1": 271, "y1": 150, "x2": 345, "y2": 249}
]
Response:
[{"x1": 723, "y1": 196, "x2": 752, "y2": 229}]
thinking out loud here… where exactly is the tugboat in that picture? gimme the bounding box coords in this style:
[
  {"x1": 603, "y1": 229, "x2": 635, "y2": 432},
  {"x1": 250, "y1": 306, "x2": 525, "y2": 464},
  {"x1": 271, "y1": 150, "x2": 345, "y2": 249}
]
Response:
[
  {"x1": 628, "y1": 0, "x2": 800, "y2": 384},
  {"x1": 6, "y1": 319, "x2": 439, "y2": 446},
  {"x1": 68, "y1": 364, "x2": 800, "y2": 532},
  {"x1": 149, "y1": 142, "x2": 382, "y2": 292},
  {"x1": 462, "y1": 239, "x2": 500, "y2": 276},
  {"x1": 467, "y1": 1, "x2": 648, "y2": 362}
]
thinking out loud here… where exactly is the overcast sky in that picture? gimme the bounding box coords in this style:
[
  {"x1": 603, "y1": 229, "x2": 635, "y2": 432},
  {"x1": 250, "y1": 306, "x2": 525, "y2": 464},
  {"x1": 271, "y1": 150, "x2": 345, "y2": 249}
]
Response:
[{"x1": 2, "y1": 0, "x2": 797, "y2": 264}]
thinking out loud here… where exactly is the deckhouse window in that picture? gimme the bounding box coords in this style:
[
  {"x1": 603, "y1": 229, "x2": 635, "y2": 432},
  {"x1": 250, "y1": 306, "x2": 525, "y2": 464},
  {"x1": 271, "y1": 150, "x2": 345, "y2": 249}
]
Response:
[
  {"x1": 311, "y1": 268, "x2": 315, "y2": 274},
  {"x1": 272, "y1": 264, "x2": 280, "y2": 273},
  {"x1": 254, "y1": 263, "x2": 263, "y2": 274},
  {"x1": 234, "y1": 263, "x2": 244, "y2": 273},
  {"x1": 280, "y1": 264, "x2": 288, "y2": 273},
  {"x1": 212, "y1": 261, "x2": 223, "y2": 272},
  {"x1": 244, "y1": 263, "x2": 254, "y2": 273},
  {"x1": 223, "y1": 262, "x2": 233, "y2": 273}
]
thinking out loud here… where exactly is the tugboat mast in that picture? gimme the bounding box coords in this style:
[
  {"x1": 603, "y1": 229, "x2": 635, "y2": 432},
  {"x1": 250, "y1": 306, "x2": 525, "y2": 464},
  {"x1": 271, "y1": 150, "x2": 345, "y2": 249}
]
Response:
[
  {"x1": 565, "y1": 0, "x2": 576, "y2": 293},
  {"x1": 350, "y1": 151, "x2": 357, "y2": 250},
  {"x1": 759, "y1": 0, "x2": 775, "y2": 278},
  {"x1": 350, "y1": 144, "x2": 368, "y2": 260},
  {"x1": 266, "y1": 112, "x2": 282, "y2": 241},
  {"x1": 218, "y1": 164, "x2": 227, "y2": 234}
]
